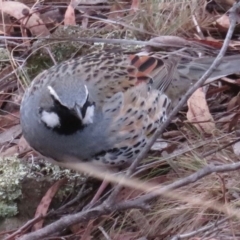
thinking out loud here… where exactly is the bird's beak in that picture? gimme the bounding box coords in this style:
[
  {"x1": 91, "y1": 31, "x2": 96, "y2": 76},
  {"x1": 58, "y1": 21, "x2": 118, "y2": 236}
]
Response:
[{"x1": 73, "y1": 105, "x2": 83, "y2": 120}]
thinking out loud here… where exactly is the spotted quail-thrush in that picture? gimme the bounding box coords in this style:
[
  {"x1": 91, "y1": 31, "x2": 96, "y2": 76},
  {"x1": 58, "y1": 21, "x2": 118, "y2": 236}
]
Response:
[
  {"x1": 20, "y1": 51, "x2": 240, "y2": 169},
  {"x1": 20, "y1": 52, "x2": 175, "y2": 168}
]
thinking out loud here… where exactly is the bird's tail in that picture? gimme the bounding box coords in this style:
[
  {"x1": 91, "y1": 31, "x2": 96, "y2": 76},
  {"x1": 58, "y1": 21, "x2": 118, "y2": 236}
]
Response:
[
  {"x1": 178, "y1": 54, "x2": 240, "y2": 83},
  {"x1": 166, "y1": 54, "x2": 240, "y2": 109}
]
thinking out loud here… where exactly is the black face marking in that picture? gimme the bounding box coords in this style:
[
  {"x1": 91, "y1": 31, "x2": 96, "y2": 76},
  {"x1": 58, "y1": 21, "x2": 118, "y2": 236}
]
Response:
[
  {"x1": 81, "y1": 95, "x2": 95, "y2": 120},
  {"x1": 40, "y1": 101, "x2": 84, "y2": 135},
  {"x1": 41, "y1": 94, "x2": 94, "y2": 135}
]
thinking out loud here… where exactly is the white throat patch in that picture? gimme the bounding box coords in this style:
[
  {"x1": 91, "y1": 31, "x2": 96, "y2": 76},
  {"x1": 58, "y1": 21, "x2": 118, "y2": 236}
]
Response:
[{"x1": 41, "y1": 110, "x2": 60, "y2": 128}]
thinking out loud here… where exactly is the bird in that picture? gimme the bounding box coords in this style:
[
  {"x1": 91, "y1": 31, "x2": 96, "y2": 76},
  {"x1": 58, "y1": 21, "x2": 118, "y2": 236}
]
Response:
[
  {"x1": 20, "y1": 51, "x2": 177, "y2": 169},
  {"x1": 20, "y1": 50, "x2": 240, "y2": 170}
]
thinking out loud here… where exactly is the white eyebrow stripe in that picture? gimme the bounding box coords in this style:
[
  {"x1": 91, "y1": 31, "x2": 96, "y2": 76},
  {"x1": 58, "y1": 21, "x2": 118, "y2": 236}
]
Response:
[
  {"x1": 81, "y1": 85, "x2": 89, "y2": 106},
  {"x1": 48, "y1": 86, "x2": 61, "y2": 102}
]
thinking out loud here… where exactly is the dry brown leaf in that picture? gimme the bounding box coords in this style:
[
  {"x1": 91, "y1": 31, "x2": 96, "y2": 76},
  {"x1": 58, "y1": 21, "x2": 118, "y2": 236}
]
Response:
[
  {"x1": 130, "y1": 0, "x2": 139, "y2": 13},
  {"x1": 0, "y1": 112, "x2": 19, "y2": 128},
  {"x1": 227, "y1": 93, "x2": 240, "y2": 132},
  {"x1": 0, "y1": 124, "x2": 22, "y2": 146},
  {"x1": 187, "y1": 88, "x2": 215, "y2": 134},
  {"x1": 81, "y1": 15, "x2": 89, "y2": 29},
  {"x1": 215, "y1": 14, "x2": 230, "y2": 32},
  {"x1": 18, "y1": 136, "x2": 31, "y2": 154},
  {"x1": 214, "y1": 0, "x2": 234, "y2": 9},
  {"x1": 64, "y1": 1, "x2": 76, "y2": 26},
  {"x1": 0, "y1": 145, "x2": 19, "y2": 158},
  {"x1": 32, "y1": 178, "x2": 68, "y2": 231},
  {"x1": 227, "y1": 93, "x2": 240, "y2": 112},
  {"x1": 228, "y1": 113, "x2": 240, "y2": 132},
  {"x1": 109, "y1": 0, "x2": 129, "y2": 19},
  {"x1": 0, "y1": 1, "x2": 49, "y2": 37}
]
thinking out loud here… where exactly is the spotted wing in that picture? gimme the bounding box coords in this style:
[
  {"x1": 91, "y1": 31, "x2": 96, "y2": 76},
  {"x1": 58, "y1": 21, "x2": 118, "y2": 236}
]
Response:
[{"x1": 91, "y1": 83, "x2": 171, "y2": 167}]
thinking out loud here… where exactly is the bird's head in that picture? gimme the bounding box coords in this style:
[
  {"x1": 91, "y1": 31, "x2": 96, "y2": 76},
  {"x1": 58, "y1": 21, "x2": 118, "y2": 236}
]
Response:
[{"x1": 39, "y1": 83, "x2": 95, "y2": 135}]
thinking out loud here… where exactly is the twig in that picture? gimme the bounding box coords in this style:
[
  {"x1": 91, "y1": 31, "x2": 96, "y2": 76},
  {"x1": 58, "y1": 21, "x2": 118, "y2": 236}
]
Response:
[
  {"x1": 192, "y1": 14, "x2": 204, "y2": 40},
  {"x1": 0, "y1": 36, "x2": 153, "y2": 46},
  {"x1": 56, "y1": 184, "x2": 90, "y2": 212},
  {"x1": 44, "y1": 47, "x2": 57, "y2": 65},
  {"x1": 117, "y1": 160, "x2": 240, "y2": 209},
  {"x1": 98, "y1": 226, "x2": 112, "y2": 240},
  {"x1": 201, "y1": 137, "x2": 240, "y2": 158}
]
